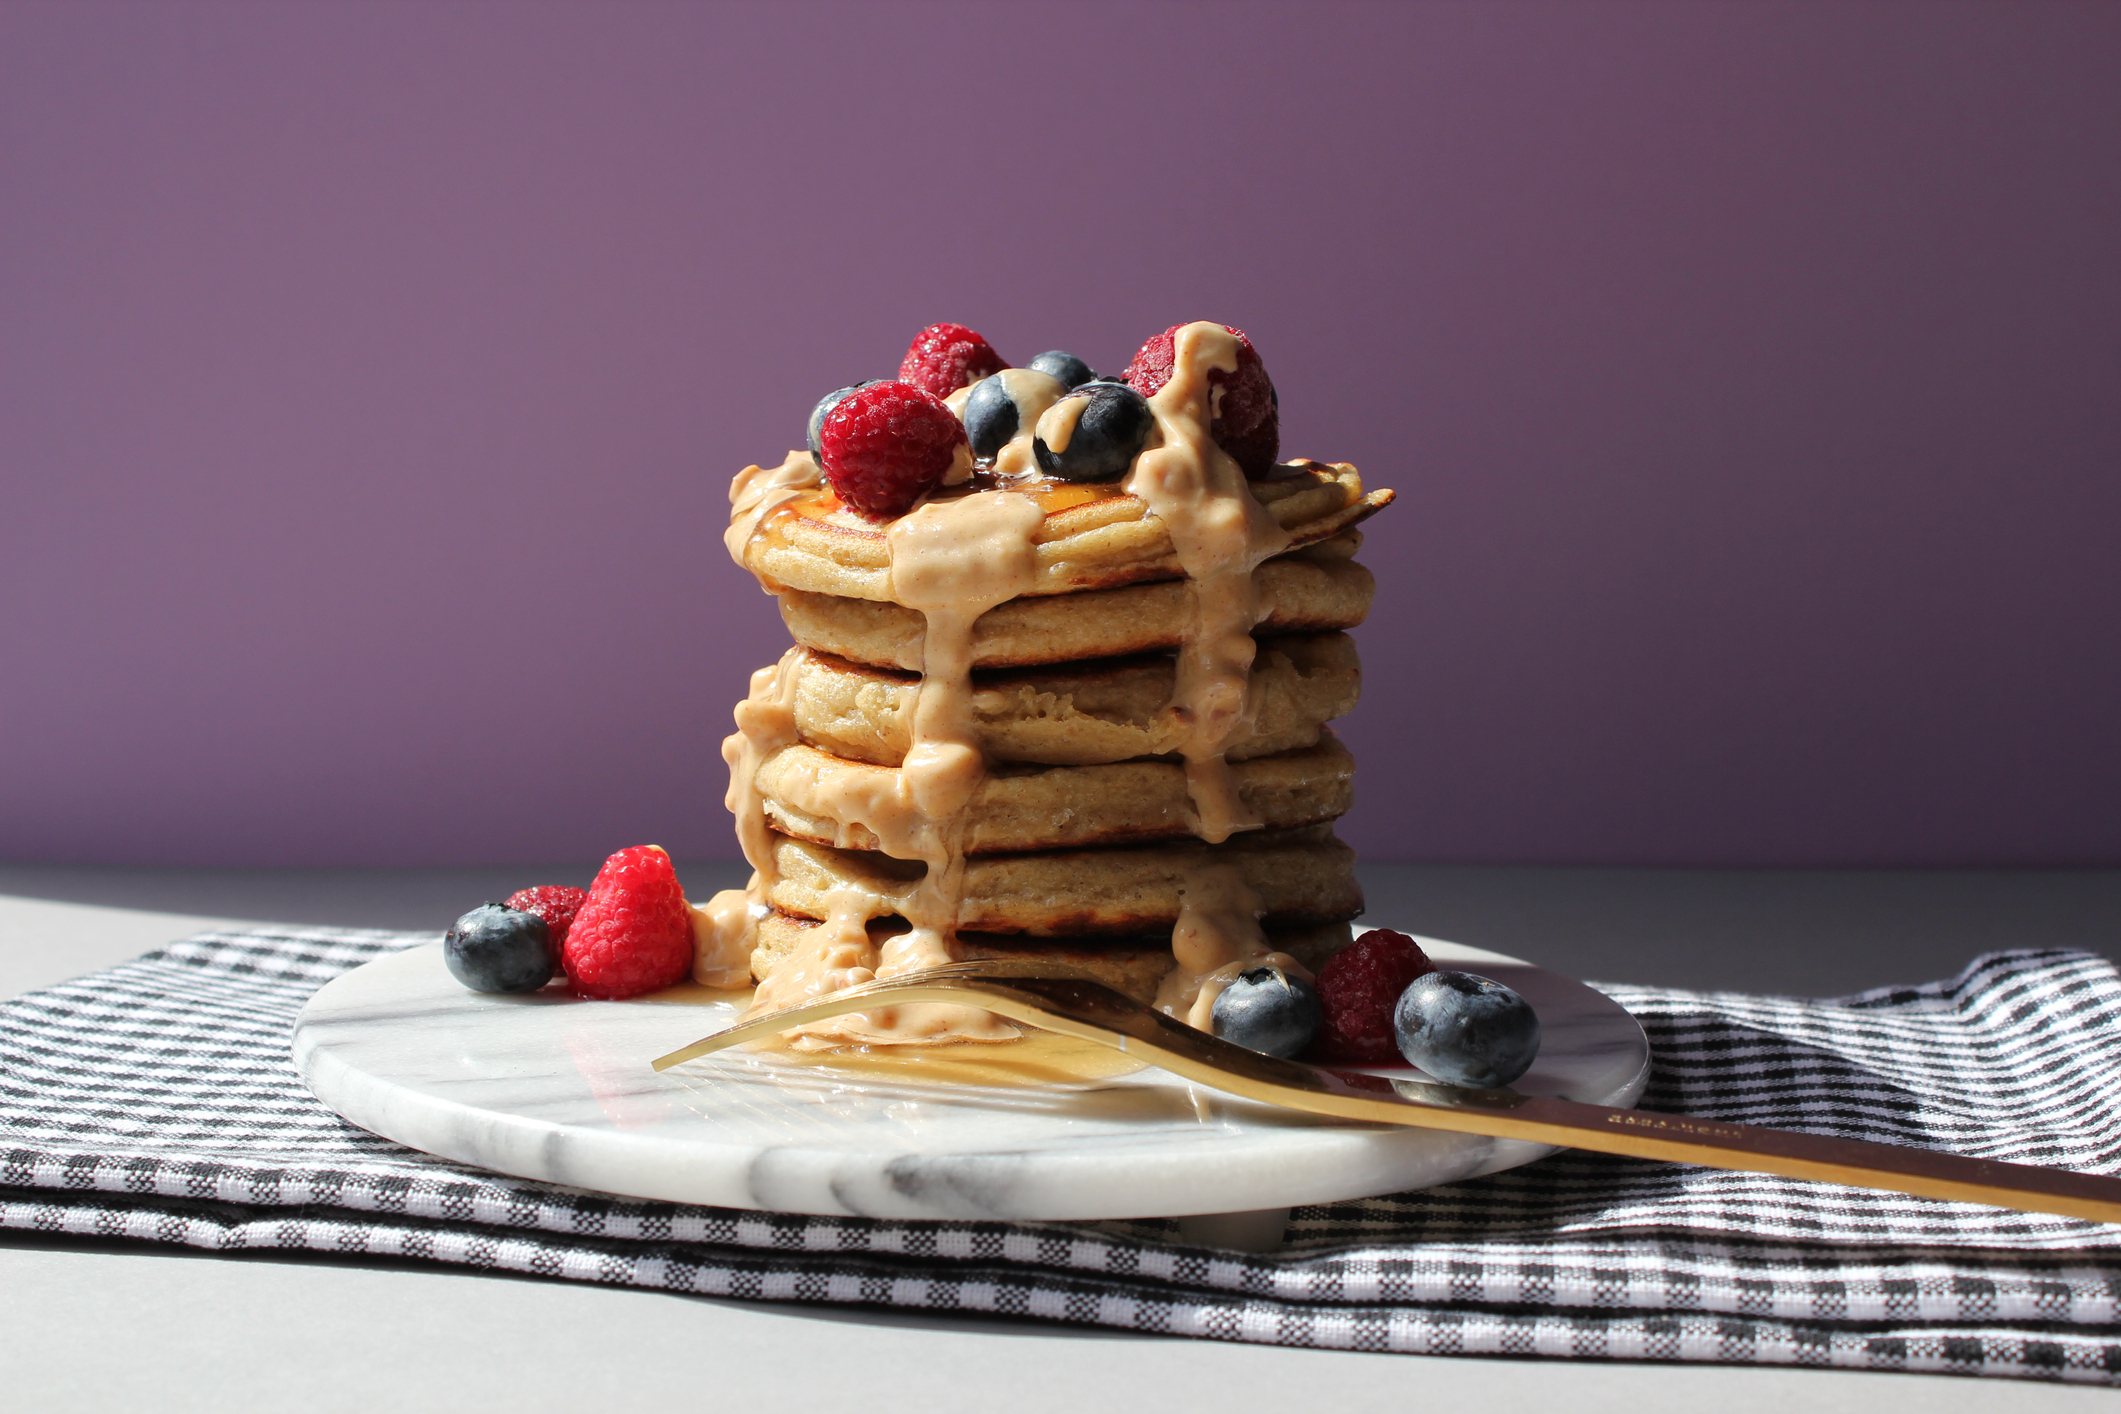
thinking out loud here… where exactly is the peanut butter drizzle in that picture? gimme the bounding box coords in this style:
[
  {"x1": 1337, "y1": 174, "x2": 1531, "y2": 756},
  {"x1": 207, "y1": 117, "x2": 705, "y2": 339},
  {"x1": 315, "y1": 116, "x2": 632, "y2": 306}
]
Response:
[
  {"x1": 1126, "y1": 323, "x2": 1295, "y2": 1014},
  {"x1": 692, "y1": 648, "x2": 808, "y2": 986},
  {"x1": 749, "y1": 888, "x2": 884, "y2": 1019},
  {"x1": 1126, "y1": 323, "x2": 1293, "y2": 844},
  {"x1": 989, "y1": 438, "x2": 1042, "y2": 481},
  {"x1": 725, "y1": 451, "x2": 822, "y2": 565},
  {"x1": 740, "y1": 489, "x2": 1047, "y2": 1046},
  {"x1": 688, "y1": 888, "x2": 757, "y2": 989},
  {"x1": 1148, "y1": 863, "x2": 1314, "y2": 1029},
  {"x1": 986, "y1": 369, "x2": 1066, "y2": 480},
  {"x1": 1031, "y1": 391, "x2": 1089, "y2": 457}
]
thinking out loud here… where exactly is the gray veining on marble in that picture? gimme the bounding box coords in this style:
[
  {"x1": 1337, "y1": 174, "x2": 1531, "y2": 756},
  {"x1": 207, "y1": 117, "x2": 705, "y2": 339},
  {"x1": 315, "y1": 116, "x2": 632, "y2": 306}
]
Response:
[{"x1": 293, "y1": 933, "x2": 1650, "y2": 1221}]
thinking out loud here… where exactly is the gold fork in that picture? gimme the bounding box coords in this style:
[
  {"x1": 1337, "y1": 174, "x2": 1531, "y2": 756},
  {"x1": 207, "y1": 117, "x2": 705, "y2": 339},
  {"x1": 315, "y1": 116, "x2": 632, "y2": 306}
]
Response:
[{"x1": 652, "y1": 958, "x2": 2121, "y2": 1226}]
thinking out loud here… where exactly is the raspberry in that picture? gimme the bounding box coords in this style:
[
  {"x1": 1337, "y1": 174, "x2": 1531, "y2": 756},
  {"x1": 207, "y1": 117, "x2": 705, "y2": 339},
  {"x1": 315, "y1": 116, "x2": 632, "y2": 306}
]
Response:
[
  {"x1": 505, "y1": 884, "x2": 588, "y2": 966},
  {"x1": 1123, "y1": 323, "x2": 1281, "y2": 479},
  {"x1": 817, "y1": 380, "x2": 969, "y2": 518},
  {"x1": 898, "y1": 322, "x2": 1007, "y2": 398},
  {"x1": 1308, "y1": 929, "x2": 1436, "y2": 1064},
  {"x1": 561, "y1": 846, "x2": 693, "y2": 999}
]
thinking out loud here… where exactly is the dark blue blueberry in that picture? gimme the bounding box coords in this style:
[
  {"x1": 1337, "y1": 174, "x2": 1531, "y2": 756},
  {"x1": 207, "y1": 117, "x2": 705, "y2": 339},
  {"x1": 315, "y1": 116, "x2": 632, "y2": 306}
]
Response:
[
  {"x1": 1026, "y1": 350, "x2": 1097, "y2": 390},
  {"x1": 1033, "y1": 382, "x2": 1154, "y2": 482},
  {"x1": 807, "y1": 381, "x2": 880, "y2": 459},
  {"x1": 961, "y1": 374, "x2": 1021, "y2": 460},
  {"x1": 444, "y1": 903, "x2": 553, "y2": 994},
  {"x1": 1209, "y1": 965, "x2": 1323, "y2": 1059},
  {"x1": 1392, "y1": 971, "x2": 1541, "y2": 1088}
]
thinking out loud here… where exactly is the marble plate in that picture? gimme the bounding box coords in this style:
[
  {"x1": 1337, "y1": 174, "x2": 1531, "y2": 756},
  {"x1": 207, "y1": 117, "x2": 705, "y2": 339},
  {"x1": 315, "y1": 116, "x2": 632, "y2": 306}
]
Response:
[{"x1": 294, "y1": 933, "x2": 1649, "y2": 1223}]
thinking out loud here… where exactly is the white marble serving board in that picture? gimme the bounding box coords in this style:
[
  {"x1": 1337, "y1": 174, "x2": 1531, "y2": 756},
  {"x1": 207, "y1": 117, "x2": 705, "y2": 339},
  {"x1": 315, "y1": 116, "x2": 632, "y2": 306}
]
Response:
[{"x1": 294, "y1": 933, "x2": 1650, "y2": 1223}]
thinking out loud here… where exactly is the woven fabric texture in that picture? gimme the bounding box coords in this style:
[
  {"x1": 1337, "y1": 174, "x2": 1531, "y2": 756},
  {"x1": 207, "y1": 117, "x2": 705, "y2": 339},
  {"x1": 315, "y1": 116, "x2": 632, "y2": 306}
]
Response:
[{"x1": 3, "y1": 929, "x2": 2119, "y2": 1384}]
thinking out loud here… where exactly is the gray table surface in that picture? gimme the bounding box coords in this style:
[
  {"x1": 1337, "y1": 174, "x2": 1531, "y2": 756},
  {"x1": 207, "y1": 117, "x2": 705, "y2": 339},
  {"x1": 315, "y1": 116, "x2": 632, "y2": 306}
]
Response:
[{"x1": 4, "y1": 860, "x2": 2119, "y2": 1412}]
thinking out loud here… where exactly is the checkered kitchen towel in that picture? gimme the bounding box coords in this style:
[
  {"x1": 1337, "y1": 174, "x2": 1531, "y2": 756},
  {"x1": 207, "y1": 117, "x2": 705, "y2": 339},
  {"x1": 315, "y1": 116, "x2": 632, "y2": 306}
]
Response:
[{"x1": 4, "y1": 931, "x2": 2120, "y2": 1384}]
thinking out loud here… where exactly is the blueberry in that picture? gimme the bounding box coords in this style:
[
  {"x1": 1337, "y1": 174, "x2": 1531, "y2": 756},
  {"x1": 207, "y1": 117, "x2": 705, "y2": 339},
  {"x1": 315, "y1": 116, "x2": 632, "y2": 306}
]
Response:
[
  {"x1": 1209, "y1": 965, "x2": 1323, "y2": 1058},
  {"x1": 962, "y1": 369, "x2": 1066, "y2": 461},
  {"x1": 1392, "y1": 971, "x2": 1541, "y2": 1088},
  {"x1": 1033, "y1": 381, "x2": 1154, "y2": 482},
  {"x1": 807, "y1": 381, "x2": 880, "y2": 459},
  {"x1": 1026, "y1": 350, "x2": 1097, "y2": 390},
  {"x1": 444, "y1": 903, "x2": 553, "y2": 994}
]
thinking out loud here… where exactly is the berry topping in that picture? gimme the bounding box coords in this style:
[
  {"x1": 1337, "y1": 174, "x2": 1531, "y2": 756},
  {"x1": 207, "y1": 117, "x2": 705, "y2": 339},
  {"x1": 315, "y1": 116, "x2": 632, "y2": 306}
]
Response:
[
  {"x1": 1393, "y1": 971, "x2": 1542, "y2": 1089},
  {"x1": 962, "y1": 368, "x2": 1066, "y2": 461},
  {"x1": 505, "y1": 884, "x2": 589, "y2": 965},
  {"x1": 1033, "y1": 381, "x2": 1154, "y2": 483},
  {"x1": 898, "y1": 322, "x2": 1007, "y2": 398},
  {"x1": 1122, "y1": 323, "x2": 1281, "y2": 479},
  {"x1": 561, "y1": 845, "x2": 694, "y2": 1000},
  {"x1": 1309, "y1": 928, "x2": 1436, "y2": 1064},
  {"x1": 1026, "y1": 350, "x2": 1097, "y2": 390},
  {"x1": 1209, "y1": 964, "x2": 1323, "y2": 1058},
  {"x1": 817, "y1": 381, "x2": 971, "y2": 518},
  {"x1": 806, "y1": 381, "x2": 881, "y2": 460},
  {"x1": 444, "y1": 903, "x2": 553, "y2": 994}
]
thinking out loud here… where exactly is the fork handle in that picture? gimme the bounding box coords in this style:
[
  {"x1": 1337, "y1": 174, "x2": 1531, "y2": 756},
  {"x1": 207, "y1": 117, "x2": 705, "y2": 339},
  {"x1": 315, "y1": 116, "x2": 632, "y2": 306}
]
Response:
[
  {"x1": 1298, "y1": 1084, "x2": 2121, "y2": 1226},
  {"x1": 654, "y1": 971, "x2": 2121, "y2": 1226}
]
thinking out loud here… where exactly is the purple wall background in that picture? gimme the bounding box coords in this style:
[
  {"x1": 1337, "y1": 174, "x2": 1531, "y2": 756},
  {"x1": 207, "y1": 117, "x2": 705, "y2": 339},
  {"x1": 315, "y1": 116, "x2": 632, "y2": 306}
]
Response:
[{"x1": 3, "y1": 1, "x2": 2118, "y2": 869}]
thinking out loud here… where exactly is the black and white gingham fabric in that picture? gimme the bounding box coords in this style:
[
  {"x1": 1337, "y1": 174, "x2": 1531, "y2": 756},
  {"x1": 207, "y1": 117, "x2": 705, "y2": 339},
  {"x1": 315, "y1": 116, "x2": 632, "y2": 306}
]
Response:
[{"x1": 4, "y1": 930, "x2": 2120, "y2": 1384}]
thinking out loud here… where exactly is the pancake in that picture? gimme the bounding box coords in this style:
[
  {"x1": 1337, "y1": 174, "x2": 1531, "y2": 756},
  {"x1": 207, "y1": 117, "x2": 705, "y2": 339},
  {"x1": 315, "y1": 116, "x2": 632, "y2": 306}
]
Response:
[
  {"x1": 778, "y1": 546, "x2": 1375, "y2": 672},
  {"x1": 749, "y1": 910, "x2": 1357, "y2": 1002},
  {"x1": 754, "y1": 734, "x2": 1353, "y2": 855},
  {"x1": 762, "y1": 823, "x2": 1362, "y2": 936},
  {"x1": 783, "y1": 633, "x2": 1360, "y2": 767},
  {"x1": 742, "y1": 459, "x2": 1391, "y2": 602}
]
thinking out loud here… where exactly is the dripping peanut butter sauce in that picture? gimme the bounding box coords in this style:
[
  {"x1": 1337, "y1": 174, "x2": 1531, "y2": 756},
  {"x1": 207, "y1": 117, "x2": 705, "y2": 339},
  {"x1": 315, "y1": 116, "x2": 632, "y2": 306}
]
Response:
[{"x1": 702, "y1": 323, "x2": 1307, "y2": 1049}]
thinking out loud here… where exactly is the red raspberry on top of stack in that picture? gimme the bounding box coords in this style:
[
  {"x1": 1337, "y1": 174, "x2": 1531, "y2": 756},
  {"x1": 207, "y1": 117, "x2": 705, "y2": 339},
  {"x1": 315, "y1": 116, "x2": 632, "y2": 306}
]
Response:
[
  {"x1": 816, "y1": 381, "x2": 970, "y2": 519},
  {"x1": 897, "y1": 321, "x2": 1007, "y2": 398},
  {"x1": 1124, "y1": 323, "x2": 1280, "y2": 479}
]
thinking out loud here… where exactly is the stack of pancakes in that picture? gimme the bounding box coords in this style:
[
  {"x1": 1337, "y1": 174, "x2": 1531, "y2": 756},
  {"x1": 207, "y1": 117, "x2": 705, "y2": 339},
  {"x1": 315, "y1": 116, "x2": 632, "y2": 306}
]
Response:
[{"x1": 724, "y1": 458, "x2": 1393, "y2": 1007}]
